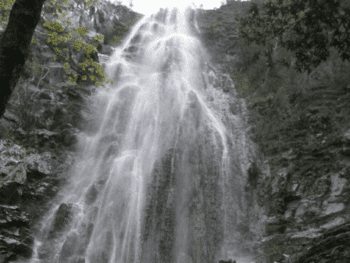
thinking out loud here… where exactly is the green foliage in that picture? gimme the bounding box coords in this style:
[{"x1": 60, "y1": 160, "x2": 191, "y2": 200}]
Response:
[
  {"x1": 232, "y1": 10, "x2": 334, "y2": 159},
  {"x1": 1, "y1": 0, "x2": 115, "y2": 88},
  {"x1": 231, "y1": 29, "x2": 350, "y2": 158},
  {"x1": 93, "y1": 33, "x2": 104, "y2": 43},
  {"x1": 41, "y1": 0, "x2": 114, "y2": 87},
  {"x1": 239, "y1": 0, "x2": 350, "y2": 73},
  {"x1": 229, "y1": 36, "x2": 298, "y2": 155}
]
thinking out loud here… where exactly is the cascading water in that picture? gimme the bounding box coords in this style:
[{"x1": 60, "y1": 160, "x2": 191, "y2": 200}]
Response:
[{"x1": 29, "y1": 6, "x2": 262, "y2": 263}]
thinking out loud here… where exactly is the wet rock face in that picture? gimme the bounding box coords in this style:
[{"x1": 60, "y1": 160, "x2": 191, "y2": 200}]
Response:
[
  {"x1": 251, "y1": 114, "x2": 350, "y2": 262},
  {"x1": 48, "y1": 203, "x2": 75, "y2": 239},
  {"x1": 0, "y1": 141, "x2": 66, "y2": 262},
  {"x1": 58, "y1": 232, "x2": 81, "y2": 263},
  {"x1": 249, "y1": 157, "x2": 350, "y2": 262},
  {"x1": 0, "y1": 205, "x2": 33, "y2": 259},
  {"x1": 248, "y1": 162, "x2": 260, "y2": 189},
  {"x1": 37, "y1": 205, "x2": 94, "y2": 263},
  {"x1": 0, "y1": 181, "x2": 23, "y2": 205},
  {"x1": 84, "y1": 185, "x2": 99, "y2": 205},
  {"x1": 296, "y1": 222, "x2": 350, "y2": 263},
  {"x1": 97, "y1": 43, "x2": 114, "y2": 56}
]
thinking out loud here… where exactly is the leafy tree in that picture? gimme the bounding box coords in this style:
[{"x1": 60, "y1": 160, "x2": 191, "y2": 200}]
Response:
[
  {"x1": 238, "y1": 0, "x2": 350, "y2": 73},
  {"x1": 0, "y1": 0, "x2": 118, "y2": 119},
  {"x1": 39, "y1": 0, "x2": 113, "y2": 86}
]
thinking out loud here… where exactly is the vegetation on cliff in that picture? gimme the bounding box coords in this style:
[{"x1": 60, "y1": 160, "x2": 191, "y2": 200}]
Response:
[
  {"x1": 221, "y1": 2, "x2": 350, "y2": 262},
  {"x1": 0, "y1": 0, "x2": 141, "y2": 147},
  {"x1": 227, "y1": 0, "x2": 350, "y2": 162},
  {"x1": 239, "y1": 0, "x2": 350, "y2": 73},
  {"x1": 0, "y1": 0, "x2": 142, "y2": 119}
]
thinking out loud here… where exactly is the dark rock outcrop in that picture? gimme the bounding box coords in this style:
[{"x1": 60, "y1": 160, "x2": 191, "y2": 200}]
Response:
[
  {"x1": 219, "y1": 259, "x2": 237, "y2": 263},
  {"x1": 296, "y1": 222, "x2": 350, "y2": 263},
  {"x1": 198, "y1": 1, "x2": 350, "y2": 263},
  {"x1": 48, "y1": 203, "x2": 75, "y2": 239},
  {"x1": 248, "y1": 162, "x2": 260, "y2": 189},
  {"x1": 0, "y1": 140, "x2": 71, "y2": 262}
]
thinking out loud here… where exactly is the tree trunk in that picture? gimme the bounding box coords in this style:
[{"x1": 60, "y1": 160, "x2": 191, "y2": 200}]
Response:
[{"x1": 0, "y1": 0, "x2": 46, "y2": 118}]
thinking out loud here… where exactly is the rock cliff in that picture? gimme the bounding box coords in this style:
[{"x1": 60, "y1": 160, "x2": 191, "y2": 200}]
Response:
[
  {"x1": 197, "y1": 1, "x2": 350, "y2": 263},
  {"x1": 0, "y1": 1, "x2": 142, "y2": 262},
  {"x1": 1, "y1": 1, "x2": 350, "y2": 263}
]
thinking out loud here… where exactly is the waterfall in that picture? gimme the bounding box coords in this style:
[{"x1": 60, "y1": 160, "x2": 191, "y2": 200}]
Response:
[{"x1": 29, "y1": 7, "x2": 259, "y2": 263}]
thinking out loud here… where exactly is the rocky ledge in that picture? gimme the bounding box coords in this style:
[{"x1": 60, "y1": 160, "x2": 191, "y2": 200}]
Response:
[{"x1": 0, "y1": 140, "x2": 75, "y2": 262}]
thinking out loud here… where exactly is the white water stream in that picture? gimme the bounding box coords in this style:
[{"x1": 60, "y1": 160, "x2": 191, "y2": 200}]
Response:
[{"x1": 29, "y1": 7, "x2": 259, "y2": 263}]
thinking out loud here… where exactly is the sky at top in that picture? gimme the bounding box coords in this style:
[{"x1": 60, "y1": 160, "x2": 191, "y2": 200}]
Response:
[{"x1": 109, "y1": 0, "x2": 250, "y2": 16}]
